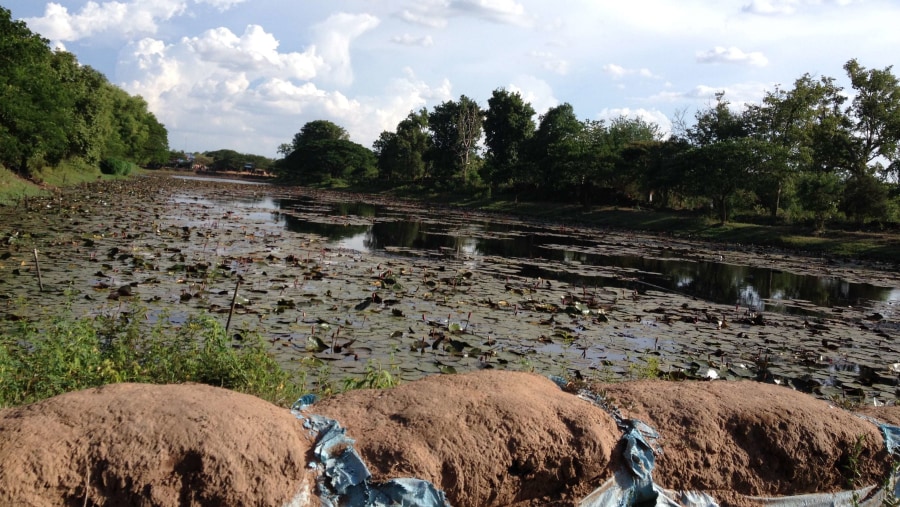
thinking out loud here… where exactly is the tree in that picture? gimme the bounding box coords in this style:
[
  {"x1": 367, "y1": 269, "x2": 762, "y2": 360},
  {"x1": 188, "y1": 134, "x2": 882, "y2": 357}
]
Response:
[
  {"x1": 683, "y1": 93, "x2": 758, "y2": 223},
  {"x1": 428, "y1": 96, "x2": 483, "y2": 185},
  {"x1": 282, "y1": 139, "x2": 376, "y2": 185},
  {"x1": 280, "y1": 120, "x2": 374, "y2": 185},
  {"x1": 843, "y1": 59, "x2": 900, "y2": 179},
  {"x1": 374, "y1": 109, "x2": 430, "y2": 182},
  {"x1": 291, "y1": 120, "x2": 349, "y2": 152},
  {"x1": 526, "y1": 103, "x2": 584, "y2": 193},
  {"x1": 0, "y1": 8, "x2": 70, "y2": 174},
  {"x1": 841, "y1": 172, "x2": 892, "y2": 225},
  {"x1": 483, "y1": 88, "x2": 536, "y2": 189},
  {"x1": 796, "y1": 171, "x2": 843, "y2": 232}
]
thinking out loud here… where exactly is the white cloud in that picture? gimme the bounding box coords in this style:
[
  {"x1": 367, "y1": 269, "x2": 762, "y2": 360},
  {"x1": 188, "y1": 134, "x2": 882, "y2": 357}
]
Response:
[
  {"x1": 450, "y1": 0, "x2": 532, "y2": 26},
  {"x1": 390, "y1": 34, "x2": 435, "y2": 46},
  {"x1": 649, "y1": 82, "x2": 770, "y2": 109},
  {"x1": 311, "y1": 13, "x2": 381, "y2": 87},
  {"x1": 194, "y1": 0, "x2": 247, "y2": 12},
  {"x1": 507, "y1": 75, "x2": 558, "y2": 116},
  {"x1": 603, "y1": 63, "x2": 659, "y2": 79},
  {"x1": 398, "y1": 0, "x2": 450, "y2": 28},
  {"x1": 696, "y1": 46, "x2": 769, "y2": 67},
  {"x1": 397, "y1": 0, "x2": 532, "y2": 27},
  {"x1": 529, "y1": 51, "x2": 569, "y2": 75},
  {"x1": 742, "y1": 0, "x2": 861, "y2": 15},
  {"x1": 24, "y1": 0, "x2": 188, "y2": 42}
]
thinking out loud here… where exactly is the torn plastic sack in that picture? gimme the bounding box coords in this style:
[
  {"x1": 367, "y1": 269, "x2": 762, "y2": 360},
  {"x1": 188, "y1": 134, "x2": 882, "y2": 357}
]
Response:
[{"x1": 291, "y1": 395, "x2": 451, "y2": 507}]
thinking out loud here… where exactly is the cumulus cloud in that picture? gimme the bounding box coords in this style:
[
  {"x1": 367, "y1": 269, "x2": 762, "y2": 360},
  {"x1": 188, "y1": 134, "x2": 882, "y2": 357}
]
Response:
[
  {"x1": 390, "y1": 34, "x2": 435, "y2": 46},
  {"x1": 649, "y1": 82, "x2": 770, "y2": 109},
  {"x1": 311, "y1": 13, "x2": 380, "y2": 87},
  {"x1": 507, "y1": 75, "x2": 559, "y2": 116},
  {"x1": 742, "y1": 0, "x2": 859, "y2": 15},
  {"x1": 24, "y1": 0, "x2": 188, "y2": 42},
  {"x1": 114, "y1": 15, "x2": 451, "y2": 155},
  {"x1": 696, "y1": 46, "x2": 768, "y2": 67},
  {"x1": 602, "y1": 63, "x2": 659, "y2": 79}
]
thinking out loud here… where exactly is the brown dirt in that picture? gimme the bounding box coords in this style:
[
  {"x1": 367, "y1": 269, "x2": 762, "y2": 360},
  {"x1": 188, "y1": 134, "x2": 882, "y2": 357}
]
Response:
[
  {"x1": 312, "y1": 370, "x2": 621, "y2": 507},
  {"x1": 1, "y1": 374, "x2": 898, "y2": 507},
  {"x1": 0, "y1": 383, "x2": 317, "y2": 507},
  {"x1": 593, "y1": 379, "x2": 893, "y2": 504}
]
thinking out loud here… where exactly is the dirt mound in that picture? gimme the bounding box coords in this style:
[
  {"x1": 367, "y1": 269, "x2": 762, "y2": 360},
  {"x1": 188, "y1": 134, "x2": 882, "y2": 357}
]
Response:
[
  {"x1": 0, "y1": 383, "x2": 316, "y2": 507},
  {"x1": 594, "y1": 379, "x2": 892, "y2": 501},
  {"x1": 2, "y1": 374, "x2": 896, "y2": 507},
  {"x1": 312, "y1": 370, "x2": 620, "y2": 506}
]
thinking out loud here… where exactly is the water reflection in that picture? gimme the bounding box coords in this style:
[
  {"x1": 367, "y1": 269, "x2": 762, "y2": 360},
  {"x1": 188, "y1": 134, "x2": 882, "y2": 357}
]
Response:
[{"x1": 205, "y1": 194, "x2": 899, "y2": 314}]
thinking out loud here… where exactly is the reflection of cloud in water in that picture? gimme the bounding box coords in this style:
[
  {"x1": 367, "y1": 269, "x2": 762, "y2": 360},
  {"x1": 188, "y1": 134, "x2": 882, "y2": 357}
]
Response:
[
  {"x1": 675, "y1": 276, "x2": 693, "y2": 288},
  {"x1": 338, "y1": 232, "x2": 369, "y2": 252}
]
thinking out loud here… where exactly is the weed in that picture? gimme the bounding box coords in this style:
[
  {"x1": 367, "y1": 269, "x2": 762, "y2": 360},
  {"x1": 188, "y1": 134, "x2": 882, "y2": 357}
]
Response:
[
  {"x1": 341, "y1": 359, "x2": 400, "y2": 391},
  {"x1": 0, "y1": 309, "x2": 306, "y2": 408},
  {"x1": 628, "y1": 356, "x2": 662, "y2": 380}
]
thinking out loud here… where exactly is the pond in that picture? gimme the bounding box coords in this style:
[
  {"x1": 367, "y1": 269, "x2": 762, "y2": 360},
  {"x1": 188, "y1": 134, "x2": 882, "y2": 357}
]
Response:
[
  {"x1": 4, "y1": 174, "x2": 900, "y2": 404},
  {"x1": 181, "y1": 190, "x2": 899, "y2": 317}
]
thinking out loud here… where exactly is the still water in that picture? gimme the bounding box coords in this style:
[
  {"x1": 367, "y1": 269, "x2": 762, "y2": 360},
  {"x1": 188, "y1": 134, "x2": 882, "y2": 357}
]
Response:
[{"x1": 173, "y1": 184, "x2": 900, "y2": 316}]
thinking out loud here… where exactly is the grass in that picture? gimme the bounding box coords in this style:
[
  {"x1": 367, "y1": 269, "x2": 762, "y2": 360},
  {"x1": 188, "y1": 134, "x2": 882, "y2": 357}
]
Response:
[{"x1": 0, "y1": 305, "x2": 308, "y2": 408}]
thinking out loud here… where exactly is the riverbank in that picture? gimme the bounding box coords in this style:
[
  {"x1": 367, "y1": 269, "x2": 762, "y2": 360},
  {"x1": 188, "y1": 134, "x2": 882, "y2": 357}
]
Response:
[
  {"x1": 2, "y1": 173, "x2": 899, "y2": 408},
  {"x1": 4, "y1": 167, "x2": 900, "y2": 264}
]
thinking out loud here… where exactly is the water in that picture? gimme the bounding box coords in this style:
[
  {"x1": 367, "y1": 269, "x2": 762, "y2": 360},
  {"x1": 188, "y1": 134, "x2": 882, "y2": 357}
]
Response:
[{"x1": 178, "y1": 191, "x2": 900, "y2": 316}]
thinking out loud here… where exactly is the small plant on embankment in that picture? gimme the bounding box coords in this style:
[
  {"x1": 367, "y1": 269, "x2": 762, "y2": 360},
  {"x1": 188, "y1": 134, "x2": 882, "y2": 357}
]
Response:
[{"x1": 0, "y1": 308, "x2": 307, "y2": 408}]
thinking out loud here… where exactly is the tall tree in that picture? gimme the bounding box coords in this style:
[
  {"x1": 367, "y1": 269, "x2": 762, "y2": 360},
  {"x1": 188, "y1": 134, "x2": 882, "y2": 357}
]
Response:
[
  {"x1": 280, "y1": 120, "x2": 374, "y2": 184},
  {"x1": 483, "y1": 88, "x2": 536, "y2": 189},
  {"x1": 684, "y1": 93, "x2": 758, "y2": 223},
  {"x1": 526, "y1": 103, "x2": 584, "y2": 192},
  {"x1": 428, "y1": 96, "x2": 483, "y2": 185},
  {"x1": 843, "y1": 59, "x2": 900, "y2": 179},
  {"x1": 291, "y1": 120, "x2": 349, "y2": 152},
  {"x1": 374, "y1": 109, "x2": 430, "y2": 182}
]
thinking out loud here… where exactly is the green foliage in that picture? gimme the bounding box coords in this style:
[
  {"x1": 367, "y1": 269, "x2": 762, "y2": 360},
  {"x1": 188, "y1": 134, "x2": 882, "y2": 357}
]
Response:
[
  {"x1": 427, "y1": 95, "x2": 484, "y2": 185},
  {"x1": 483, "y1": 88, "x2": 536, "y2": 189},
  {"x1": 99, "y1": 157, "x2": 134, "y2": 176},
  {"x1": 279, "y1": 137, "x2": 376, "y2": 185},
  {"x1": 0, "y1": 7, "x2": 168, "y2": 176},
  {"x1": 291, "y1": 120, "x2": 349, "y2": 153},
  {"x1": 0, "y1": 310, "x2": 305, "y2": 408},
  {"x1": 341, "y1": 359, "x2": 400, "y2": 391},
  {"x1": 796, "y1": 171, "x2": 844, "y2": 231}
]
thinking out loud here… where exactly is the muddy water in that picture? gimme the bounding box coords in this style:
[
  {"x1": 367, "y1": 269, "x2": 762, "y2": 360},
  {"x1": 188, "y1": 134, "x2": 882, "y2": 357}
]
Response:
[{"x1": 2, "y1": 174, "x2": 900, "y2": 403}]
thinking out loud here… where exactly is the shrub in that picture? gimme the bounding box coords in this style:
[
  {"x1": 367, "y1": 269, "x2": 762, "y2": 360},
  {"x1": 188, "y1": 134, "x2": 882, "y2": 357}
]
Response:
[
  {"x1": 99, "y1": 157, "x2": 134, "y2": 176},
  {"x1": 0, "y1": 309, "x2": 306, "y2": 408}
]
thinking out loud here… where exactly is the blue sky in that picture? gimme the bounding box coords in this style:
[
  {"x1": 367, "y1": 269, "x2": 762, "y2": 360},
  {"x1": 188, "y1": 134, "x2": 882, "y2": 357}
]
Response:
[{"x1": 5, "y1": 0, "x2": 899, "y2": 157}]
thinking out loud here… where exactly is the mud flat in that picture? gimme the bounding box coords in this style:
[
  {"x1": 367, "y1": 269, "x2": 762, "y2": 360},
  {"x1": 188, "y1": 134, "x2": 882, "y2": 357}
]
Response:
[{"x1": 2, "y1": 174, "x2": 900, "y2": 404}]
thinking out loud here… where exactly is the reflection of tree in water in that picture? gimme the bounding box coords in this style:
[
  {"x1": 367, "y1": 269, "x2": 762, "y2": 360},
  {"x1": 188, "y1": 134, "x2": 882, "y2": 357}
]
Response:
[
  {"x1": 279, "y1": 213, "x2": 369, "y2": 242},
  {"x1": 274, "y1": 199, "x2": 895, "y2": 309}
]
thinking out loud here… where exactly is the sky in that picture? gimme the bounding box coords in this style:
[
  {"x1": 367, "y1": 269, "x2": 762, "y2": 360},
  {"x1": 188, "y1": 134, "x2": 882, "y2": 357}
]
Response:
[{"x1": 5, "y1": 0, "x2": 900, "y2": 158}]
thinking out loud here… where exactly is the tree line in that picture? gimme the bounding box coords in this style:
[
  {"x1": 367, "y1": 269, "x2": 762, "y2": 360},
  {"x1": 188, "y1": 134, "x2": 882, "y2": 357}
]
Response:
[
  {"x1": 0, "y1": 7, "x2": 168, "y2": 177},
  {"x1": 277, "y1": 59, "x2": 900, "y2": 228}
]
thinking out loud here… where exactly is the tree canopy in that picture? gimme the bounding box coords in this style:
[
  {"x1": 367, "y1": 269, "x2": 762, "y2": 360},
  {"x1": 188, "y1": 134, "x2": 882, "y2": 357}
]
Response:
[{"x1": 0, "y1": 7, "x2": 168, "y2": 176}]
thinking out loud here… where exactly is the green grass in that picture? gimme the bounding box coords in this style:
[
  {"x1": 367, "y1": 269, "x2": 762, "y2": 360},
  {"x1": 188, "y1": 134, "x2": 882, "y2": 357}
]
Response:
[
  {"x1": 0, "y1": 167, "x2": 47, "y2": 205},
  {"x1": 0, "y1": 307, "x2": 308, "y2": 408}
]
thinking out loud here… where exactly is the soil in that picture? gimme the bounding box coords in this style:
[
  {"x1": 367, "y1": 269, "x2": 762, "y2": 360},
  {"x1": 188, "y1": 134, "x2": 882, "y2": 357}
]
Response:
[
  {"x1": 593, "y1": 380, "x2": 893, "y2": 504},
  {"x1": 0, "y1": 383, "x2": 317, "y2": 507},
  {"x1": 0, "y1": 373, "x2": 898, "y2": 506},
  {"x1": 312, "y1": 370, "x2": 621, "y2": 507}
]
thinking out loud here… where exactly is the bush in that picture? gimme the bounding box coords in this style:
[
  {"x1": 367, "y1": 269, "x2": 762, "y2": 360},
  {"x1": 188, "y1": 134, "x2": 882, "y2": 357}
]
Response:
[
  {"x1": 99, "y1": 157, "x2": 134, "y2": 176},
  {"x1": 0, "y1": 309, "x2": 307, "y2": 408}
]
